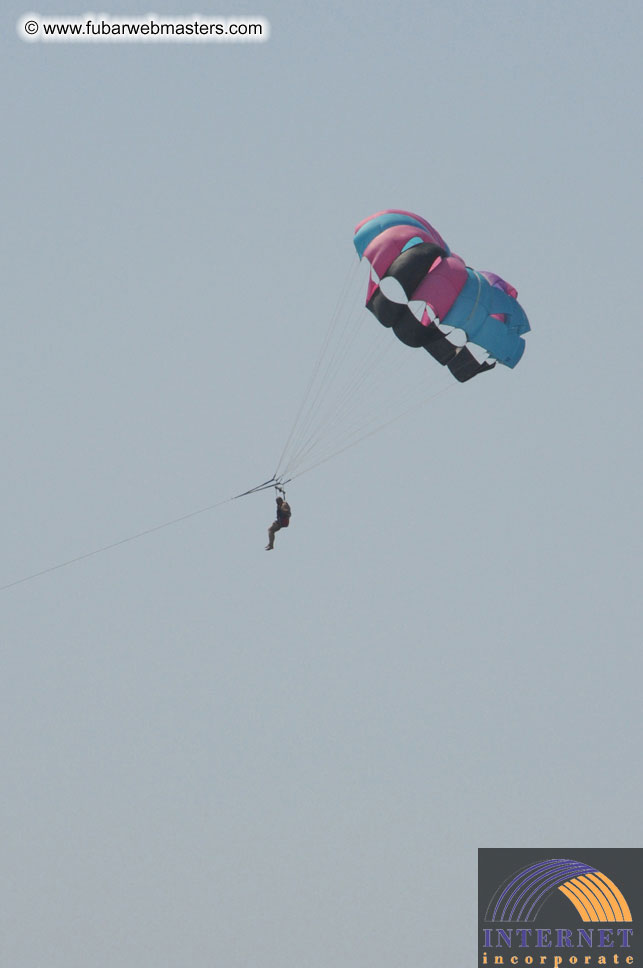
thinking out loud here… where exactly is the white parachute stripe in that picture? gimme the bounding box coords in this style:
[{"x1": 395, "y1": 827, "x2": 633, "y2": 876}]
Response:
[{"x1": 378, "y1": 275, "x2": 407, "y2": 304}]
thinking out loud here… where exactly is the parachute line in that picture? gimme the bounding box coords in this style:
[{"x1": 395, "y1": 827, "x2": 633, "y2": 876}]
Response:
[
  {"x1": 273, "y1": 256, "x2": 454, "y2": 483},
  {"x1": 284, "y1": 381, "x2": 455, "y2": 482},
  {"x1": 273, "y1": 260, "x2": 360, "y2": 477},
  {"x1": 0, "y1": 476, "x2": 280, "y2": 593}
]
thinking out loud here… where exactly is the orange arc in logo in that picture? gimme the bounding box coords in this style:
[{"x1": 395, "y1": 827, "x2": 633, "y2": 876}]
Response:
[{"x1": 558, "y1": 870, "x2": 632, "y2": 922}]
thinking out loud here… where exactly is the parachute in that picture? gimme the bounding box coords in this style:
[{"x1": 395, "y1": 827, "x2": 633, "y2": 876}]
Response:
[
  {"x1": 2, "y1": 211, "x2": 532, "y2": 589},
  {"x1": 273, "y1": 208, "x2": 531, "y2": 483},
  {"x1": 353, "y1": 209, "x2": 530, "y2": 382}
]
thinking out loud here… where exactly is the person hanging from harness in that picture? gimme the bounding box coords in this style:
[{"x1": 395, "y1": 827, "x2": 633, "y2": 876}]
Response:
[{"x1": 265, "y1": 489, "x2": 291, "y2": 551}]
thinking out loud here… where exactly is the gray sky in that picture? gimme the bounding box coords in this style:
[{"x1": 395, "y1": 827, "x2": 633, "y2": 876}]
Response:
[{"x1": 2, "y1": 0, "x2": 642, "y2": 965}]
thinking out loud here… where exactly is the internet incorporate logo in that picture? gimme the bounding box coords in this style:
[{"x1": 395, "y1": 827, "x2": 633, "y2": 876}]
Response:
[
  {"x1": 478, "y1": 849, "x2": 639, "y2": 968},
  {"x1": 486, "y1": 858, "x2": 632, "y2": 924}
]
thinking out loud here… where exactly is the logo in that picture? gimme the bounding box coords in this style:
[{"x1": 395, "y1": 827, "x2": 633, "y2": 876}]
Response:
[{"x1": 479, "y1": 849, "x2": 640, "y2": 968}]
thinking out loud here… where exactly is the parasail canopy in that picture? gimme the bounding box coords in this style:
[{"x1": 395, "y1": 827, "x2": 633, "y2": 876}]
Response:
[{"x1": 354, "y1": 209, "x2": 530, "y2": 382}]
